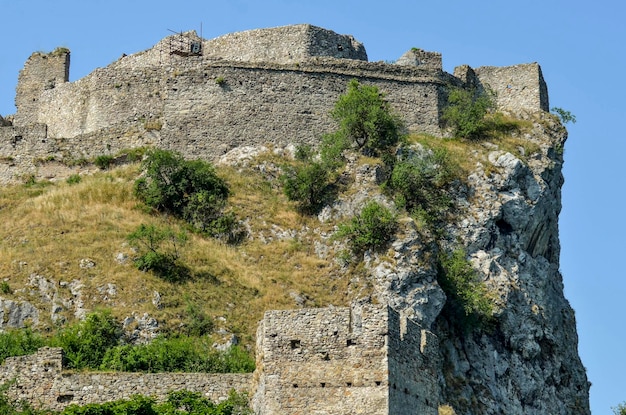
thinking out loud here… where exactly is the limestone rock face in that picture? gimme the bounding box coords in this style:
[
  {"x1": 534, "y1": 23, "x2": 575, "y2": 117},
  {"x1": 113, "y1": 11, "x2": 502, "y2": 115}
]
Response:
[
  {"x1": 345, "y1": 113, "x2": 589, "y2": 414},
  {"x1": 436, "y1": 115, "x2": 589, "y2": 414}
]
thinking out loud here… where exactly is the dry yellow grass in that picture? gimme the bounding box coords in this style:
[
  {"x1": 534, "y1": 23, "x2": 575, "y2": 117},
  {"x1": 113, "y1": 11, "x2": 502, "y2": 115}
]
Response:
[{"x1": 0, "y1": 162, "x2": 355, "y2": 347}]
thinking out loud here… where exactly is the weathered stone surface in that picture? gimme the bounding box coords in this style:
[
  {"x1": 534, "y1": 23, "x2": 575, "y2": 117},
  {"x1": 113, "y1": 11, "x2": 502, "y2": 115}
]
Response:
[{"x1": 434, "y1": 113, "x2": 589, "y2": 415}]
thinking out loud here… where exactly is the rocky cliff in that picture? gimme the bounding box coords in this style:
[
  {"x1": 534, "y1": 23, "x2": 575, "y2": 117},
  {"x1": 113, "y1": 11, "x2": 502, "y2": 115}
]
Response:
[{"x1": 335, "y1": 111, "x2": 589, "y2": 414}]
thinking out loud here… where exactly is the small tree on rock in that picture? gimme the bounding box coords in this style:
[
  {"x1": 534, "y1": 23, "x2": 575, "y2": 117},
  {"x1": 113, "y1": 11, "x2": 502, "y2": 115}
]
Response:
[{"x1": 331, "y1": 79, "x2": 404, "y2": 156}]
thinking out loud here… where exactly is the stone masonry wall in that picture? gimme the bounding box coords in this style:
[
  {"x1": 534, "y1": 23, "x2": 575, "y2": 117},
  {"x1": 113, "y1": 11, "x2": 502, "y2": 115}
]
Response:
[
  {"x1": 14, "y1": 50, "x2": 70, "y2": 127},
  {"x1": 253, "y1": 305, "x2": 390, "y2": 415},
  {"x1": 0, "y1": 347, "x2": 252, "y2": 412},
  {"x1": 387, "y1": 309, "x2": 439, "y2": 415},
  {"x1": 202, "y1": 24, "x2": 367, "y2": 64},
  {"x1": 161, "y1": 61, "x2": 442, "y2": 159},
  {"x1": 472, "y1": 63, "x2": 549, "y2": 113},
  {"x1": 2, "y1": 25, "x2": 551, "y2": 186}
]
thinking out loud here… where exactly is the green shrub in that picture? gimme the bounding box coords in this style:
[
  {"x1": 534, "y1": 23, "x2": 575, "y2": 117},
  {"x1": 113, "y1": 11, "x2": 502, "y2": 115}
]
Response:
[
  {"x1": 60, "y1": 390, "x2": 250, "y2": 415},
  {"x1": 127, "y1": 223, "x2": 190, "y2": 283},
  {"x1": 281, "y1": 161, "x2": 331, "y2": 214},
  {"x1": 442, "y1": 87, "x2": 495, "y2": 140},
  {"x1": 613, "y1": 403, "x2": 626, "y2": 415},
  {"x1": 66, "y1": 174, "x2": 82, "y2": 185},
  {"x1": 62, "y1": 394, "x2": 156, "y2": 415},
  {"x1": 388, "y1": 146, "x2": 456, "y2": 224},
  {"x1": 134, "y1": 149, "x2": 239, "y2": 240},
  {"x1": 551, "y1": 107, "x2": 577, "y2": 124},
  {"x1": 331, "y1": 79, "x2": 404, "y2": 156},
  {"x1": 336, "y1": 201, "x2": 397, "y2": 256},
  {"x1": 183, "y1": 302, "x2": 214, "y2": 337},
  {"x1": 94, "y1": 155, "x2": 114, "y2": 170},
  {"x1": 0, "y1": 329, "x2": 45, "y2": 365},
  {"x1": 50, "y1": 310, "x2": 122, "y2": 370},
  {"x1": 437, "y1": 249, "x2": 495, "y2": 331},
  {"x1": 100, "y1": 337, "x2": 254, "y2": 373}
]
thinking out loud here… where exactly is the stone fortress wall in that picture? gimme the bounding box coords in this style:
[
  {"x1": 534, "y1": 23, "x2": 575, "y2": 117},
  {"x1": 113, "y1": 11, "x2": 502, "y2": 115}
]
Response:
[
  {"x1": 0, "y1": 24, "x2": 548, "y2": 184},
  {"x1": 0, "y1": 305, "x2": 438, "y2": 415}
]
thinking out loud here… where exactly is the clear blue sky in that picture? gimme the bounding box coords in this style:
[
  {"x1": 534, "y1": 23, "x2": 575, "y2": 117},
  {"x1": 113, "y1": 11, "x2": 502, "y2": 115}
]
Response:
[{"x1": 0, "y1": 1, "x2": 622, "y2": 413}]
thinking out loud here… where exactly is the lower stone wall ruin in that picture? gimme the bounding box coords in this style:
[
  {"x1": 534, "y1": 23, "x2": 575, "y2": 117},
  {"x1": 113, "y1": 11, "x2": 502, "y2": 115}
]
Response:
[{"x1": 0, "y1": 347, "x2": 252, "y2": 412}]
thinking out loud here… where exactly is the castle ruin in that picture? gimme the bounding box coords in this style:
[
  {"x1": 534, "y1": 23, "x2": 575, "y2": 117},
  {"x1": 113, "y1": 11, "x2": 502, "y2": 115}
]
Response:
[
  {"x1": 0, "y1": 24, "x2": 549, "y2": 184},
  {"x1": 0, "y1": 304, "x2": 438, "y2": 415}
]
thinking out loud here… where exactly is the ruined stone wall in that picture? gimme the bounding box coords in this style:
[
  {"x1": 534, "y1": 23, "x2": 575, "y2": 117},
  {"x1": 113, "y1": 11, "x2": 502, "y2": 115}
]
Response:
[
  {"x1": 387, "y1": 309, "x2": 439, "y2": 415},
  {"x1": 162, "y1": 60, "x2": 442, "y2": 159},
  {"x1": 14, "y1": 50, "x2": 69, "y2": 127},
  {"x1": 3, "y1": 25, "x2": 551, "y2": 185},
  {"x1": 253, "y1": 305, "x2": 390, "y2": 415},
  {"x1": 35, "y1": 65, "x2": 164, "y2": 139},
  {"x1": 0, "y1": 347, "x2": 252, "y2": 412},
  {"x1": 203, "y1": 24, "x2": 367, "y2": 64},
  {"x1": 472, "y1": 63, "x2": 549, "y2": 113}
]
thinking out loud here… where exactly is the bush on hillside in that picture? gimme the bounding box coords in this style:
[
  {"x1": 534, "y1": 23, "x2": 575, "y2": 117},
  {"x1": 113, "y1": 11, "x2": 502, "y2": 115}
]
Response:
[
  {"x1": 388, "y1": 146, "x2": 456, "y2": 224},
  {"x1": 281, "y1": 161, "x2": 331, "y2": 214},
  {"x1": 336, "y1": 201, "x2": 398, "y2": 256},
  {"x1": 442, "y1": 87, "x2": 496, "y2": 140},
  {"x1": 0, "y1": 329, "x2": 45, "y2": 365},
  {"x1": 51, "y1": 310, "x2": 122, "y2": 370},
  {"x1": 127, "y1": 223, "x2": 190, "y2": 282},
  {"x1": 134, "y1": 149, "x2": 241, "y2": 242}
]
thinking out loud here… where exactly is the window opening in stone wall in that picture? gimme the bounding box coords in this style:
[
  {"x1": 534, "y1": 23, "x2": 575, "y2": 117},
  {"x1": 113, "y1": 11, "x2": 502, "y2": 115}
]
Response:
[
  {"x1": 320, "y1": 382, "x2": 326, "y2": 388},
  {"x1": 57, "y1": 394, "x2": 74, "y2": 403},
  {"x1": 346, "y1": 382, "x2": 352, "y2": 387},
  {"x1": 290, "y1": 339, "x2": 301, "y2": 349},
  {"x1": 347, "y1": 339, "x2": 356, "y2": 346},
  {"x1": 293, "y1": 383, "x2": 298, "y2": 388},
  {"x1": 375, "y1": 381, "x2": 382, "y2": 386}
]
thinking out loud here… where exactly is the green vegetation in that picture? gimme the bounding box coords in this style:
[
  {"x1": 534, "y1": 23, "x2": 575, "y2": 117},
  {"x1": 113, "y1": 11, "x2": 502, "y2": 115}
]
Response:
[
  {"x1": 281, "y1": 79, "x2": 405, "y2": 215},
  {"x1": 134, "y1": 149, "x2": 241, "y2": 242},
  {"x1": 94, "y1": 155, "x2": 115, "y2": 170},
  {"x1": 613, "y1": 403, "x2": 626, "y2": 415},
  {"x1": 0, "y1": 310, "x2": 254, "y2": 373},
  {"x1": 437, "y1": 249, "x2": 495, "y2": 331},
  {"x1": 66, "y1": 174, "x2": 82, "y2": 185},
  {"x1": 442, "y1": 87, "x2": 496, "y2": 140},
  {"x1": 551, "y1": 107, "x2": 577, "y2": 124},
  {"x1": 0, "y1": 386, "x2": 251, "y2": 415},
  {"x1": 387, "y1": 146, "x2": 457, "y2": 224},
  {"x1": 330, "y1": 79, "x2": 404, "y2": 156},
  {"x1": 127, "y1": 223, "x2": 190, "y2": 282},
  {"x1": 281, "y1": 160, "x2": 330, "y2": 214},
  {"x1": 336, "y1": 201, "x2": 397, "y2": 256},
  {"x1": 51, "y1": 310, "x2": 121, "y2": 370},
  {"x1": 0, "y1": 329, "x2": 45, "y2": 365},
  {"x1": 1, "y1": 281, "x2": 11, "y2": 294},
  {"x1": 101, "y1": 339, "x2": 254, "y2": 373},
  {"x1": 215, "y1": 76, "x2": 226, "y2": 86}
]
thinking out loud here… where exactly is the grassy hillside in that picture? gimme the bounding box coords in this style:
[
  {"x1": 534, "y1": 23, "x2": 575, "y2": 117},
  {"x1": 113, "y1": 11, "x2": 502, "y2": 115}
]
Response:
[
  {"x1": 0, "y1": 122, "x2": 538, "y2": 348},
  {"x1": 0, "y1": 157, "x2": 358, "y2": 347}
]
